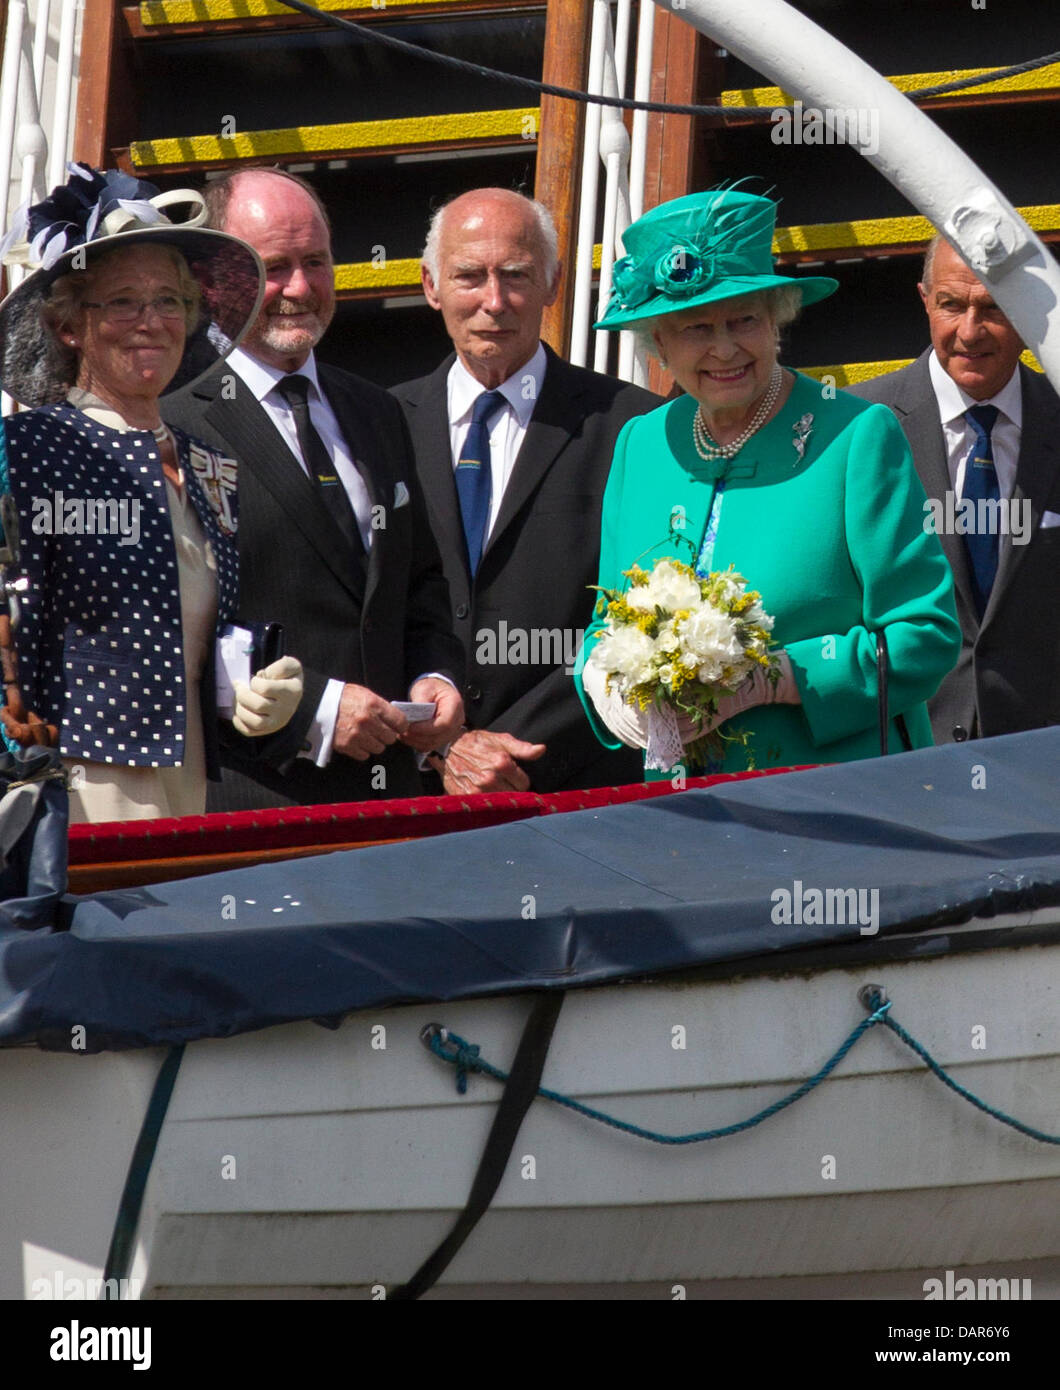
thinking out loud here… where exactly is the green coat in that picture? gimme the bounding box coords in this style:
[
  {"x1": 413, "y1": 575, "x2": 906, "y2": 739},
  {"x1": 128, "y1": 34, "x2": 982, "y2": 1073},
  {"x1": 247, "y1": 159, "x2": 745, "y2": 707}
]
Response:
[{"x1": 575, "y1": 371, "x2": 962, "y2": 774}]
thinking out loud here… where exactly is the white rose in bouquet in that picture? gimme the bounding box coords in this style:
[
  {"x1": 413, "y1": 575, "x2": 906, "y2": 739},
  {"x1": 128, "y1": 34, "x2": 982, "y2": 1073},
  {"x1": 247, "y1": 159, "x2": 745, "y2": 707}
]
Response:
[
  {"x1": 679, "y1": 604, "x2": 746, "y2": 684},
  {"x1": 643, "y1": 559, "x2": 703, "y2": 613},
  {"x1": 591, "y1": 623, "x2": 656, "y2": 688}
]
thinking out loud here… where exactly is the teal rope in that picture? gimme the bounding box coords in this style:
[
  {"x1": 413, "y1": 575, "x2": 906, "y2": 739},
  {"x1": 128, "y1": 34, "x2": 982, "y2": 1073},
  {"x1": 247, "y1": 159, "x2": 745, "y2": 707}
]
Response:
[
  {"x1": 426, "y1": 1000, "x2": 890, "y2": 1145},
  {"x1": 864, "y1": 990, "x2": 1060, "y2": 1146},
  {"x1": 424, "y1": 989, "x2": 1060, "y2": 1146}
]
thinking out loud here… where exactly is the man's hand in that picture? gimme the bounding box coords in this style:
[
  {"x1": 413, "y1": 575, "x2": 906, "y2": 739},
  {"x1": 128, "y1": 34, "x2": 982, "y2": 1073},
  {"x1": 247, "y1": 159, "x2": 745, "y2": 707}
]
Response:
[
  {"x1": 333, "y1": 683, "x2": 409, "y2": 760},
  {"x1": 429, "y1": 728, "x2": 546, "y2": 794},
  {"x1": 402, "y1": 677, "x2": 465, "y2": 753}
]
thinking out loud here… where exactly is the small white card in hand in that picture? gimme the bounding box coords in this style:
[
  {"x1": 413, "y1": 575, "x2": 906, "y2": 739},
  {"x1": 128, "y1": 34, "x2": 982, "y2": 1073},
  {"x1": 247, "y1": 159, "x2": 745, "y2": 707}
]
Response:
[
  {"x1": 216, "y1": 625, "x2": 255, "y2": 718},
  {"x1": 393, "y1": 701, "x2": 436, "y2": 722}
]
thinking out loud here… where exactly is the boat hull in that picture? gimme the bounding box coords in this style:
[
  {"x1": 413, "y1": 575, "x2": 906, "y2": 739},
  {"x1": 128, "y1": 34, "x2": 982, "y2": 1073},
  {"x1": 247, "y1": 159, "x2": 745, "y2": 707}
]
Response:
[{"x1": 4, "y1": 926, "x2": 1058, "y2": 1299}]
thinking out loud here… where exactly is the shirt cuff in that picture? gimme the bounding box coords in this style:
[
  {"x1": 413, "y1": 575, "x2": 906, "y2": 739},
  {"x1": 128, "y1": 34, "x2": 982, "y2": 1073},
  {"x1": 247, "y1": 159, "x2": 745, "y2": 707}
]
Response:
[
  {"x1": 409, "y1": 672, "x2": 458, "y2": 697},
  {"x1": 299, "y1": 678, "x2": 344, "y2": 766}
]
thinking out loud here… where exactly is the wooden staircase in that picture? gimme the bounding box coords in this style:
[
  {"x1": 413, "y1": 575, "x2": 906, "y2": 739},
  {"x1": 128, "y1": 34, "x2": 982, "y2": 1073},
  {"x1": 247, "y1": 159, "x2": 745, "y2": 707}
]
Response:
[
  {"x1": 68, "y1": 0, "x2": 718, "y2": 380},
  {"x1": 64, "y1": 0, "x2": 1060, "y2": 387}
]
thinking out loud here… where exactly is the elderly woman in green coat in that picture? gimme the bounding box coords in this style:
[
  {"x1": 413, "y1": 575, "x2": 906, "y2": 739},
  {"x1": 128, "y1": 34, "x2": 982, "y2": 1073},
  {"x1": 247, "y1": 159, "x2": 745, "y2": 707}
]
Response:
[{"x1": 576, "y1": 187, "x2": 961, "y2": 775}]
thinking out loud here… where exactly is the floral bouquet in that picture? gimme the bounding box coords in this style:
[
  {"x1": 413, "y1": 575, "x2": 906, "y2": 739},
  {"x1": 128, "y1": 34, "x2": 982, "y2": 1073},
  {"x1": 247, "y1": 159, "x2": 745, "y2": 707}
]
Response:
[{"x1": 588, "y1": 558, "x2": 779, "y2": 771}]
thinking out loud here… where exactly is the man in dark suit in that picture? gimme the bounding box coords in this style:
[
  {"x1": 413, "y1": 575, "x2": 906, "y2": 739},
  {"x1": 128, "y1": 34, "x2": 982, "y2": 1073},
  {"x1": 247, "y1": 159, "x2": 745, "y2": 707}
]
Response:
[
  {"x1": 849, "y1": 235, "x2": 1060, "y2": 743},
  {"x1": 392, "y1": 188, "x2": 659, "y2": 793},
  {"x1": 165, "y1": 169, "x2": 464, "y2": 808}
]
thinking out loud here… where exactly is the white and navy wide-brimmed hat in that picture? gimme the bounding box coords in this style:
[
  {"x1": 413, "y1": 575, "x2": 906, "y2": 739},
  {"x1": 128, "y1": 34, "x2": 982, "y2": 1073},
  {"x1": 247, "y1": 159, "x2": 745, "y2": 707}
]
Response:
[{"x1": 0, "y1": 163, "x2": 264, "y2": 407}]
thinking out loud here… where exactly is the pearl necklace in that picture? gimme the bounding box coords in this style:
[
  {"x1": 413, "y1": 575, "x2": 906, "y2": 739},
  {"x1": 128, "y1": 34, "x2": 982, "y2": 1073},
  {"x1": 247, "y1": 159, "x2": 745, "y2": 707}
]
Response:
[{"x1": 692, "y1": 364, "x2": 783, "y2": 461}]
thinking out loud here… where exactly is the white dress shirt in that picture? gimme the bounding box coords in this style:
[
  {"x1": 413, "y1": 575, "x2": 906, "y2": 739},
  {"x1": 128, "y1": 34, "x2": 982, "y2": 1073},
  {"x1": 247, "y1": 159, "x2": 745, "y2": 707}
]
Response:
[
  {"x1": 227, "y1": 347, "x2": 374, "y2": 765},
  {"x1": 445, "y1": 342, "x2": 547, "y2": 538},
  {"x1": 226, "y1": 346, "x2": 375, "y2": 547},
  {"x1": 226, "y1": 348, "x2": 453, "y2": 767},
  {"x1": 928, "y1": 349, "x2": 1022, "y2": 500}
]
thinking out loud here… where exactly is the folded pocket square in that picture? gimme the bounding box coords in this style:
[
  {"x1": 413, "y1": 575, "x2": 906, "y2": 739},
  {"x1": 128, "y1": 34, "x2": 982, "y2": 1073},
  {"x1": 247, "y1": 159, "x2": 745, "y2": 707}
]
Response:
[
  {"x1": 1041, "y1": 509, "x2": 1060, "y2": 528},
  {"x1": 394, "y1": 481, "x2": 410, "y2": 509}
]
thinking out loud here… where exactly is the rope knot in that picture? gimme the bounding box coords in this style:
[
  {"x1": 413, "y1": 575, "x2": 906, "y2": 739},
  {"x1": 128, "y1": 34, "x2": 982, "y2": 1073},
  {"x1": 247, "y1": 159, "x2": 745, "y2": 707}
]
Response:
[
  {"x1": 857, "y1": 982, "x2": 892, "y2": 1023},
  {"x1": 420, "y1": 1023, "x2": 483, "y2": 1094}
]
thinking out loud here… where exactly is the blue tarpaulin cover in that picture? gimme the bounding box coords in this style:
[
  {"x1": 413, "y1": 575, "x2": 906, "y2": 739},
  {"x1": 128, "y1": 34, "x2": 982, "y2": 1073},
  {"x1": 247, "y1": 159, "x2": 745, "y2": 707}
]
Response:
[{"x1": 1, "y1": 729, "x2": 1058, "y2": 1051}]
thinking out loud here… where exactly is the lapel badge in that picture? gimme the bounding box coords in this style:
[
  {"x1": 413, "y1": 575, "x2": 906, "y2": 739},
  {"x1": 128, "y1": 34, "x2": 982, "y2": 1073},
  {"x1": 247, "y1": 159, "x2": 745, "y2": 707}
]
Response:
[{"x1": 394, "y1": 481, "x2": 410, "y2": 509}]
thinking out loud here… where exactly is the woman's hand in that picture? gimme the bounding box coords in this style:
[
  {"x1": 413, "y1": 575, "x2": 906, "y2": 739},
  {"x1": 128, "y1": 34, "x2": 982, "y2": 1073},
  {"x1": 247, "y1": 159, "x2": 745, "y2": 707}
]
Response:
[
  {"x1": 582, "y1": 657, "x2": 651, "y2": 748},
  {"x1": 677, "y1": 655, "x2": 801, "y2": 740},
  {"x1": 233, "y1": 656, "x2": 304, "y2": 737},
  {"x1": 585, "y1": 651, "x2": 800, "y2": 751}
]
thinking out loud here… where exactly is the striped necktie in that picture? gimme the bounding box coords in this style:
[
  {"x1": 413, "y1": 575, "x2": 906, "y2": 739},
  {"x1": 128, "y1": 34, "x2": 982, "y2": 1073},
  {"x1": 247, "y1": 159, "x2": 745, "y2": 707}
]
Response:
[
  {"x1": 456, "y1": 389, "x2": 504, "y2": 576},
  {"x1": 961, "y1": 402, "x2": 1000, "y2": 619},
  {"x1": 276, "y1": 373, "x2": 363, "y2": 557}
]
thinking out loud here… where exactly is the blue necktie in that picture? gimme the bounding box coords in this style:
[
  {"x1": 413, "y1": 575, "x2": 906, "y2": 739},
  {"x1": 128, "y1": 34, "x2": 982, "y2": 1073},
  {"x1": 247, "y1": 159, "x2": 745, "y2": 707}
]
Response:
[
  {"x1": 961, "y1": 403, "x2": 1000, "y2": 619},
  {"x1": 456, "y1": 390, "x2": 504, "y2": 576}
]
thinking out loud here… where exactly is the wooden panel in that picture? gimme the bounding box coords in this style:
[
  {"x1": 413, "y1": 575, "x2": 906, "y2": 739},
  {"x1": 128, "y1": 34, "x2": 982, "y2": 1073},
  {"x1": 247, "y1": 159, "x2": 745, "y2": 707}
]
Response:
[
  {"x1": 67, "y1": 837, "x2": 413, "y2": 894},
  {"x1": 641, "y1": 4, "x2": 699, "y2": 397},
  {"x1": 535, "y1": 0, "x2": 591, "y2": 356},
  {"x1": 74, "y1": 0, "x2": 140, "y2": 167}
]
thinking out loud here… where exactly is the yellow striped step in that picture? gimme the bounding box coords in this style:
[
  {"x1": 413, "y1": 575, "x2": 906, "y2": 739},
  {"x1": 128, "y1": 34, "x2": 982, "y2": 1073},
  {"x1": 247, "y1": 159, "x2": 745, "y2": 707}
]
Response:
[
  {"x1": 135, "y1": 0, "x2": 539, "y2": 28},
  {"x1": 723, "y1": 63, "x2": 1060, "y2": 110},
  {"x1": 800, "y1": 350, "x2": 1044, "y2": 388},
  {"x1": 125, "y1": 108, "x2": 539, "y2": 171},
  {"x1": 334, "y1": 243, "x2": 602, "y2": 297},
  {"x1": 772, "y1": 204, "x2": 1060, "y2": 261}
]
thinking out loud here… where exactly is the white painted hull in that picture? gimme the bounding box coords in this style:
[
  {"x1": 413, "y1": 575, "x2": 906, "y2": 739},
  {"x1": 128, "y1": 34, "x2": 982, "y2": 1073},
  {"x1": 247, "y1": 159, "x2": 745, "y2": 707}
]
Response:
[{"x1": 4, "y1": 924, "x2": 1058, "y2": 1300}]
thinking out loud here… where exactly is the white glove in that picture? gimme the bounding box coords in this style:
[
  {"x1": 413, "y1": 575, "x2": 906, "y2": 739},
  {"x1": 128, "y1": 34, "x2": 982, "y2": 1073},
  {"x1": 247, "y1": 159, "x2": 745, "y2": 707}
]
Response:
[
  {"x1": 705, "y1": 654, "x2": 800, "y2": 732},
  {"x1": 582, "y1": 657, "x2": 651, "y2": 749},
  {"x1": 583, "y1": 652, "x2": 800, "y2": 750},
  {"x1": 233, "y1": 656, "x2": 304, "y2": 737}
]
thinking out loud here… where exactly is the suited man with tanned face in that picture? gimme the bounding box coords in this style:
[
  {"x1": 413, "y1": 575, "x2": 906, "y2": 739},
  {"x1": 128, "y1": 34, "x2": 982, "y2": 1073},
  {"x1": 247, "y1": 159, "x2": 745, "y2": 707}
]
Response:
[
  {"x1": 392, "y1": 188, "x2": 660, "y2": 794},
  {"x1": 164, "y1": 169, "x2": 464, "y2": 808},
  {"x1": 849, "y1": 235, "x2": 1060, "y2": 742}
]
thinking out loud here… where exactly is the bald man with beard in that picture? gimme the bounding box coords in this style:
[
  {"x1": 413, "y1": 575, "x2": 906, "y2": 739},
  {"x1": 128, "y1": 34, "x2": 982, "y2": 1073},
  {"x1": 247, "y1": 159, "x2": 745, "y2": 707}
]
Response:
[{"x1": 165, "y1": 169, "x2": 464, "y2": 807}]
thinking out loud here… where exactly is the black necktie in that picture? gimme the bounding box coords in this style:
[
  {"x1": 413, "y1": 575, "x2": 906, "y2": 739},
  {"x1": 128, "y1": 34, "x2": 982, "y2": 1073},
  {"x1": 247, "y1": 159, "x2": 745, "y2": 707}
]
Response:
[
  {"x1": 456, "y1": 390, "x2": 505, "y2": 576},
  {"x1": 275, "y1": 373, "x2": 363, "y2": 556},
  {"x1": 961, "y1": 403, "x2": 1000, "y2": 619}
]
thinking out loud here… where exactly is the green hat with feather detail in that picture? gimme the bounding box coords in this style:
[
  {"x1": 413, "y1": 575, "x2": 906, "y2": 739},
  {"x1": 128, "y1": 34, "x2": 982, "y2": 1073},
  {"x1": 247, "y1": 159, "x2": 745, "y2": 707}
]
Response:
[{"x1": 595, "y1": 186, "x2": 838, "y2": 330}]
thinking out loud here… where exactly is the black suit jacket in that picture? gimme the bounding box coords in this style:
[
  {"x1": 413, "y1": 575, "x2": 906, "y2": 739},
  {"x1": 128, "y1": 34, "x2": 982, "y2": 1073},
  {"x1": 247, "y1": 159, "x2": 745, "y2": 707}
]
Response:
[
  {"x1": 392, "y1": 346, "x2": 660, "y2": 791},
  {"x1": 849, "y1": 350, "x2": 1060, "y2": 739},
  {"x1": 164, "y1": 360, "x2": 463, "y2": 807}
]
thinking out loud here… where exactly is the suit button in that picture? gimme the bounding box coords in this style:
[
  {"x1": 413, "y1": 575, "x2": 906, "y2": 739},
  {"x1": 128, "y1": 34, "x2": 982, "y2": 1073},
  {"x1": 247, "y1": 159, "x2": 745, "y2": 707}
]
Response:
[
  {"x1": 467, "y1": 684, "x2": 481, "y2": 702},
  {"x1": 952, "y1": 725, "x2": 968, "y2": 742},
  {"x1": 364, "y1": 620, "x2": 374, "y2": 633},
  {"x1": 455, "y1": 603, "x2": 469, "y2": 620}
]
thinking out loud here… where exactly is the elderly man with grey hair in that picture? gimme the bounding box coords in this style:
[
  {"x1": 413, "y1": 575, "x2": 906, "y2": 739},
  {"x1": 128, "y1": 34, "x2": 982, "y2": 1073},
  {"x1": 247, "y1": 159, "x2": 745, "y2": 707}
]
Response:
[
  {"x1": 392, "y1": 187, "x2": 660, "y2": 793},
  {"x1": 848, "y1": 233, "x2": 1060, "y2": 742}
]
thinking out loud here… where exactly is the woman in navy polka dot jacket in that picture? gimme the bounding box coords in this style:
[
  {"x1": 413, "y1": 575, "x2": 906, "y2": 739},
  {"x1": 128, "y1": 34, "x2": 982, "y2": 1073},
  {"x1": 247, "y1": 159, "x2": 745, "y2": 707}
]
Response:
[{"x1": 0, "y1": 168, "x2": 302, "y2": 821}]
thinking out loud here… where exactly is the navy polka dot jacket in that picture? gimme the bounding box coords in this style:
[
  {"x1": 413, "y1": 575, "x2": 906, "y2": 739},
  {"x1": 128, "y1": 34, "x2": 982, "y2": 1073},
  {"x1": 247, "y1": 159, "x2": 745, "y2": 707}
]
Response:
[{"x1": 4, "y1": 404, "x2": 240, "y2": 771}]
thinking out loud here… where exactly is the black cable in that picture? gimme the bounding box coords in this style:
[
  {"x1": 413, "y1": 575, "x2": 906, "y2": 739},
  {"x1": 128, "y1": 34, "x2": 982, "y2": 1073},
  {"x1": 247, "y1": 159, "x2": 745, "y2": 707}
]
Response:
[
  {"x1": 271, "y1": 0, "x2": 1060, "y2": 120},
  {"x1": 904, "y1": 52, "x2": 1060, "y2": 101}
]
